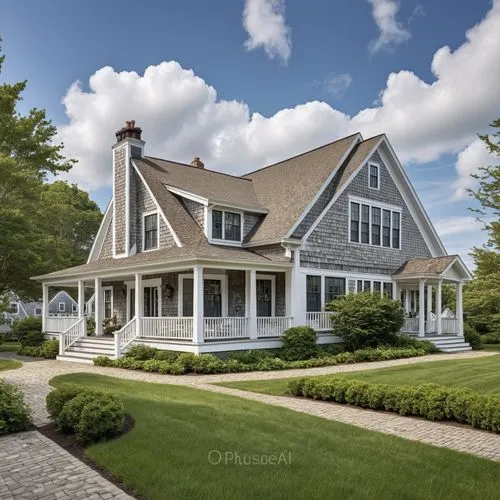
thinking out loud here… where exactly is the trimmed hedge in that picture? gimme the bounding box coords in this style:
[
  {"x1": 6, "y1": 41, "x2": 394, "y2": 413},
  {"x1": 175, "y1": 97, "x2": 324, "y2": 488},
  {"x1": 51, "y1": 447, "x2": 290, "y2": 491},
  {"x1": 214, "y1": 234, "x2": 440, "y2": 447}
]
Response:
[
  {"x1": 18, "y1": 339, "x2": 59, "y2": 359},
  {"x1": 94, "y1": 345, "x2": 434, "y2": 374},
  {"x1": 287, "y1": 377, "x2": 500, "y2": 433},
  {"x1": 0, "y1": 380, "x2": 32, "y2": 434},
  {"x1": 281, "y1": 326, "x2": 318, "y2": 360},
  {"x1": 46, "y1": 385, "x2": 125, "y2": 444}
]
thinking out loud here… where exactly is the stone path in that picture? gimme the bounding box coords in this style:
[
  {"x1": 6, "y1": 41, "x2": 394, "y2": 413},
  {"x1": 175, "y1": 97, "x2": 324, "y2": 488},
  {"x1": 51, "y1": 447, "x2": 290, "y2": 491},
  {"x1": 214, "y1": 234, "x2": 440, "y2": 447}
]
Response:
[
  {"x1": 0, "y1": 431, "x2": 132, "y2": 500},
  {"x1": 0, "y1": 350, "x2": 498, "y2": 500}
]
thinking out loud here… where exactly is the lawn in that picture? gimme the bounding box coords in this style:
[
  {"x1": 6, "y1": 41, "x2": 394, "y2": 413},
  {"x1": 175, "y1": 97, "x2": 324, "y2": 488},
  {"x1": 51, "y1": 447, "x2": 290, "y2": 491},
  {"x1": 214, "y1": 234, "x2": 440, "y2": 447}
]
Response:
[
  {"x1": 0, "y1": 341, "x2": 21, "y2": 353},
  {"x1": 483, "y1": 344, "x2": 500, "y2": 352},
  {"x1": 217, "y1": 355, "x2": 500, "y2": 396},
  {"x1": 50, "y1": 373, "x2": 500, "y2": 500},
  {"x1": 0, "y1": 359, "x2": 22, "y2": 371}
]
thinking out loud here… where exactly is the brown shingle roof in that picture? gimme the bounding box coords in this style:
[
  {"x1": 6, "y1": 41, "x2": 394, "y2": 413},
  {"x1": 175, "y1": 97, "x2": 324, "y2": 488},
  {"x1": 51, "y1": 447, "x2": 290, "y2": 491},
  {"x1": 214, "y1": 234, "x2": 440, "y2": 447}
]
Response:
[
  {"x1": 242, "y1": 134, "x2": 360, "y2": 244},
  {"x1": 394, "y1": 256, "x2": 456, "y2": 276}
]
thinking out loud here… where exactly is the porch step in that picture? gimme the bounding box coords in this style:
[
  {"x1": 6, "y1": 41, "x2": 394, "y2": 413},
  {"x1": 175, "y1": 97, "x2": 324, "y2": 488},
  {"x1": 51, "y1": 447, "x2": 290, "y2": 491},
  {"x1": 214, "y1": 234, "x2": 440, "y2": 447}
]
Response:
[
  {"x1": 440, "y1": 346, "x2": 473, "y2": 353},
  {"x1": 56, "y1": 354, "x2": 95, "y2": 364},
  {"x1": 417, "y1": 335, "x2": 472, "y2": 353},
  {"x1": 66, "y1": 346, "x2": 115, "y2": 356},
  {"x1": 60, "y1": 336, "x2": 117, "y2": 363}
]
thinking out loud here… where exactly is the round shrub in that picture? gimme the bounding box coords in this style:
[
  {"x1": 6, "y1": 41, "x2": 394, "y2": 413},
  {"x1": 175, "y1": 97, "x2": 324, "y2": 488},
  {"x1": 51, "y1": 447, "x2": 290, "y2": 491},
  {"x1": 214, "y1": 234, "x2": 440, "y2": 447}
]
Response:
[
  {"x1": 93, "y1": 356, "x2": 114, "y2": 367},
  {"x1": 125, "y1": 344, "x2": 158, "y2": 360},
  {"x1": 281, "y1": 326, "x2": 318, "y2": 361},
  {"x1": 11, "y1": 317, "x2": 43, "y2": 344},
  {"x1": 154, "y1": 350, "x2": 180, "y2": 363},
  {"x1": 76, "y1": 398, "x2": 125, "y2": 444},
  {"x1": 464, "y1": 323, "x2": 481, "y2": 350},
  {"x1": 38, "y1": 339, "x2": 59, "y2": 359},
  {"x1": 46, "y1": 385, "x2": 83, "y2": 420},
  {"x1": 327, "y1": 292, "x2": 404, "y2": 350},
  {"x1": 176, "y1": 352, "x2": 198, "y2": 370},
  {"x1": 57, "y1": 391, "x2": 101, "y2": 432},
  {"x1": 0, "y1": 380, "x2": 32, "y2": 434}
]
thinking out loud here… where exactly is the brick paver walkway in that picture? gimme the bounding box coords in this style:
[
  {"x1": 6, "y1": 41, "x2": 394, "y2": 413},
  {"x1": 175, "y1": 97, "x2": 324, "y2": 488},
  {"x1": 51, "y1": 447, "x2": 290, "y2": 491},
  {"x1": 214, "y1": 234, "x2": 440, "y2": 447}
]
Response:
[
  {"x1": 0, "y1": 431, "x2": 132, "y2": 500},
  {"x1": 0, "y1": 349, "x2": 498, "y2": 499}
]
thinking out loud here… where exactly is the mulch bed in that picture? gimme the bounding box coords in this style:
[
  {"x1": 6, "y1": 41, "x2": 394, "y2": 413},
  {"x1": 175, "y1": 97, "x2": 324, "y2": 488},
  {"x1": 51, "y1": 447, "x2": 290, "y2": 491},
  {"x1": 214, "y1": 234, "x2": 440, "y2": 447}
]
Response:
[{"x1": 38, "y1": 415, "x2": 145, "y2": 499}]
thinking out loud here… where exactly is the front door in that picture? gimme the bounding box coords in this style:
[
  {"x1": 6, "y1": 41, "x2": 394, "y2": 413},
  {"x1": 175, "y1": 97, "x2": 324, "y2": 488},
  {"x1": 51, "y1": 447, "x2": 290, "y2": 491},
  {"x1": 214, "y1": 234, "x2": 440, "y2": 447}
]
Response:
[
  {"x1": 144, "y1": 286, "x2": 159, "y2": 317},
  {"x1": 257, "y1": 279, "x2": 272, "y2": 317},
  {"x1": 204, "y1": 279, "x2": 222, "y2": 317}
]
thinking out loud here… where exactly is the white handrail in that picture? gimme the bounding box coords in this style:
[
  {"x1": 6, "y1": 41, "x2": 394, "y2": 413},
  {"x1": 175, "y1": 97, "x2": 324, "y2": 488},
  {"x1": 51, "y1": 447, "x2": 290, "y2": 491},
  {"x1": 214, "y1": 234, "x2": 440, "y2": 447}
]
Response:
[
  {"x1": 306, "y1": 312, "x2": 332, "y2": 332},
  {"x1": 257, "y1": 317, "x2": 291, "y2": 337},
  {"x1": 141, "y1": 317, "x2": 193, "y2": 340},
  {"x1": 204, "y1": 317, "x2": 248, "y2": 340},
  {"x1": 114, "y1": 317, "x2": 137, "y2": 358},
  {"x1": 46, "y1": 316, "x2": 80, "y2": 333},
  {"x1": 59, "y1": 317, "x2": 86, "y2": 355}
]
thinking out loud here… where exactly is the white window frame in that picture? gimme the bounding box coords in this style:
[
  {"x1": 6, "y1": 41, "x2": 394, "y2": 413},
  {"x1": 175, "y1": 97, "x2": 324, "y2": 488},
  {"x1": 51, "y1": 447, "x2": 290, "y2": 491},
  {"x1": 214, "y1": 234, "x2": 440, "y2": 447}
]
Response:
[
  {"x1": 58, "y1": 302, "x2": 65, "y2": 313},
  {"x1": 142, "y1": 211, "x2": 159, "y2": 252},
  {"x1": 72, "y1": 303, "x2": 77, "y2": 313},
  {"x1": 34, "y1": 307, "x2": 42, "y2": 316},
  {"x1": 368, "y1": 162, "x2": 380, "y2": 190},
  {"x1": 178, "y1": 273, "x2": 228, "y2": 317},
  {"x1": 126, "y1": 278, "x2": 162, "y2": 320},
  {"x1": 10, "y1": 302, "x2": 19, "y2": 314},
  {"x1": 348, "y1": 195, "x2": 402, "y2": 250},
  {"x1": 256, "y1": 274, "x2": 276, "y2": 317},
  {"x1": 103, "y1": 286, "x2": 114, "y2": 319},
  {"x1": 208, "y1": 208, "x2": 243, "y2": 246}
]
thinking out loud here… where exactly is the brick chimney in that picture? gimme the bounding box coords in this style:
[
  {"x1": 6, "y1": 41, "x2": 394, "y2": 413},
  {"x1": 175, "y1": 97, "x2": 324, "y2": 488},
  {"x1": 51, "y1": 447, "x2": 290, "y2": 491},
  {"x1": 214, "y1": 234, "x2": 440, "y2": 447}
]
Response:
[
  {"x1": 112, "y1": 120, "x2": 145, "y2": 258},
  {"x1": 190, "y1": 156, "x2": 204, "y2": 169}
]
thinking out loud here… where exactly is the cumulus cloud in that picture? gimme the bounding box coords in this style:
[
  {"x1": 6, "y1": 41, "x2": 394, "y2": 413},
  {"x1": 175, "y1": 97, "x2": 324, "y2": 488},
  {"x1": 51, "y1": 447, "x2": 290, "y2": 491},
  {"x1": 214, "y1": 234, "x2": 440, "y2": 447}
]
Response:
[
  {"x1": 453, "y1": 138, "x2": 497, "y2": 199},
  {"x1": 318, "y1": 73, "x2": 353, "y2": 98},
  {"x1": 367, "y1": 0, "x2": 411, "y2": 54},
  {"x1": 242, "y1": 0, "x2": 291, "y2": 64},
  {"x1": 57, "y1": 1, "x2": 500, "y2": 194}
]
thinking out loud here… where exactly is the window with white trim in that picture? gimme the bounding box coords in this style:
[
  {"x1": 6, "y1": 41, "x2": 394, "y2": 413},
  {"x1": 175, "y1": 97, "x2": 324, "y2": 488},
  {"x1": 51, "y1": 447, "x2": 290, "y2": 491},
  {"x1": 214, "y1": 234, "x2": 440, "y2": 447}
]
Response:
[
  {"x1": 34, "y1": 307, "x2": 42, "y2": 316},
  {"x1": 72, "y1": 303, "x2": 77, "y2": 313},
  {"x1": 211, "y1": 210, "x2": 241, "y2": 242},
  {"x1": 349, "y1": 200, "x2": 401, "y2": 249},
  {"x1": 369, "y1": 163, "x2": 380, "y2": 189},
  {"x1": 355, "y1": 279, "x2": 394, "y2": 298},
  {"x1": 104, "y1": 288, "x2": 113, "y2": 318},
  {"x1": 10, "y1": 302, "x2": 18, "y2": 314},
  {"x1": 58, "y1": 302, "x2": 65, "y2": 312},
  {"x1": 143, "y1": 213, "x2": 158, "y2": 251}
]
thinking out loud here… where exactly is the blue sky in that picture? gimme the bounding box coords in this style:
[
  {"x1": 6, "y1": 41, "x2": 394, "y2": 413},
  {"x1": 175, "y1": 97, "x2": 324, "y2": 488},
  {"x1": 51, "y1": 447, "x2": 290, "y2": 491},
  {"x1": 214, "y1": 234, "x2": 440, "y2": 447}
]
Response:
[{"x1": 1, "y1": 0, "x2": 498, "y2": 266}]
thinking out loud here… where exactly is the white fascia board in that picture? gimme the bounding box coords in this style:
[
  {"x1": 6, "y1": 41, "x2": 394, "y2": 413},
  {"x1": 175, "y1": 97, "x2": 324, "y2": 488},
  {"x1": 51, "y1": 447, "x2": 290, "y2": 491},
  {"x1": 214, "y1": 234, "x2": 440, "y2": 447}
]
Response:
[
  {"x1": 284, "y1": 133, "x2": 363, "y2": 239},
  {"x1": 131, "y1": 161, "x2": 182, "y2": 247},
  {"x1": 441, "y1": 255, "x2": 474, "y2": 281},
  {"x1": 87, "y1": 200, "x2": 113, "y2": 263}
]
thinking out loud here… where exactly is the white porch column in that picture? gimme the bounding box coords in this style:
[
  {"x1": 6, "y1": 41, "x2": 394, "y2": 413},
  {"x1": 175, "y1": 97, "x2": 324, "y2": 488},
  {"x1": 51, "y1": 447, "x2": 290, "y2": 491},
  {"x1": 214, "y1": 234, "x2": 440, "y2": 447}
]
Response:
[
  {"x1": 418, "y1": 279, "x2": 426, "y2": 337},
  {"x1": 393, "y1": 282, "x2": 399, "y2": 302},
  {"x1": 135, "y1": 273, "x2": 142, "y2": 337},
  {"x1": 291, "y1": 251, "x2": 307, "y2": 326},
  {"x1": 436, "y1": 279, "x2": 443, "y2": 336},
  {"x1": 456, "y1": 282, "x2": 464, "y2": 336},
  {"x1": 94, "y1": 278, "x2": 103, "y2": 335},
  {"x1": 247, "y1": 269, "x2": 257, "y2": 339},
  {"x1": 193, "y1": 266, "x2": 204, "y2": 343},
  {"x1": 404, "y1": 289, "x2": 410, "y2": 315},
  {"x1": 42, "y1": 283, "x2": 49, "y2": 332},
  {"x1": 77, "y1": 280, "x2": 85, "y2": 318},
  {"x1": 426, "y1": 284, "x2": 433, "y2": 333}
]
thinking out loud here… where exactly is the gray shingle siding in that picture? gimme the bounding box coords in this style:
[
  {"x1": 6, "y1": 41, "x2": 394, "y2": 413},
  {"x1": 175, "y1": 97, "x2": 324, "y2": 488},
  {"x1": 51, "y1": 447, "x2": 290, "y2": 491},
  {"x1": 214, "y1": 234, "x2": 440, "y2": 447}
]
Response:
[
  {"x1": 243, "y1": 213, "x2": 261, "y2": 239},
  {"x1": 183, "y1": 199, "x2": 205, "y2": 229},
  {"x1": 48, "y1": 291, "x2": 77, "y2": 315},
  {"x1": 302, "y1": 150, "x2": 432, "y2": 275},
  {"x1": 99, "y1": 218, "x2": 113, "y2": 259}
]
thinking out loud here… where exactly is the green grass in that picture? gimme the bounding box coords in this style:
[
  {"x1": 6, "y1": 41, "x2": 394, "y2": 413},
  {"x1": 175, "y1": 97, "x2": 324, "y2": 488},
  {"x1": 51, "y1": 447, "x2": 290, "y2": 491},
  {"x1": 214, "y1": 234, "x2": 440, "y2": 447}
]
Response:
[
  {"x1": 0, "y1": 341, "x2": 20, "y2": 353},
  {"x1": 218, "y1": 356, "x2": 500, "y2": 396},
  {"x1": 0, "y1": 359, "x2": 22, "y2": 371},
  {"x1": 50, "y1": 373, "x2": 500, "y2": 500},
  {"x1": 483, "y1": 344, "x2": 500, "y2": 352}
]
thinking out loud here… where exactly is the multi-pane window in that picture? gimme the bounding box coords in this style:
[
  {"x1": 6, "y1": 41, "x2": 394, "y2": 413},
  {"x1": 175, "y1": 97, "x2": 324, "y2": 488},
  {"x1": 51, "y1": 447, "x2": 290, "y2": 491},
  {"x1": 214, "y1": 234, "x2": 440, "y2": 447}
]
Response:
[
  {"x1": 373, "y1": 281, "x2": 381, "y2": 293},
  {"x1": 357, "y1": 280, "x2": 363, "y2": 293},
  {"x1": 371, "y1": 207, "x2": 381, "y2": 246},
  {"x1": 59, "y1": 302, "x2": 65, "y2": 312},
  {"x1": 306, "y1": 275, "x2": 322, "y2": 312},
  {"x1": 361, "y1": 205, "x2": 370, "y2": 244},
  {"x1": 204, "y1": 280, "x2": 222, "y2": 317},
  {"x1": 224, "y1": 212, "x2": 241, "y2": 241},
  {"x1": 392, "y1": 212, "x2": 400, "y2": 249},
  {"x1": 212, "y1": 210, "x2": 223, "y2": 239},
  {"x1": 349, "y1": 200, "x2": 401, "y2": 249},
  {"x1": 212, "y1": 210, "x2": 241, "y2": 242},
  {"x1": 104, "y1": 289, "x2": 112, "y2": 318},
  {"x1": 10, "y1": 302, "x2": 18, "y2": 314},
  {"x1": 383, "y1": 282, "x2": 393, "y2": 299},
  {"x1": 363, "y1": 280, "x2": 371, "y2": 292},
  {"x1": 143, "y1": 287, "x2": 159, "y2": 317},
  {"x1": 382, "y1": 210, "x2": 391, "y2": 247},
  {"x1": 144, "y1": 213, "x2": 158, "y2": 250},
  {"x1": 369, "y1": 164, "x2": 379, "y2": 189},
  {"x1": 350, "y1": 203, "x2": 360, "y2": 243},
  {"x1": 325, "y1": 277, "x2": 345, "y2": 303}
]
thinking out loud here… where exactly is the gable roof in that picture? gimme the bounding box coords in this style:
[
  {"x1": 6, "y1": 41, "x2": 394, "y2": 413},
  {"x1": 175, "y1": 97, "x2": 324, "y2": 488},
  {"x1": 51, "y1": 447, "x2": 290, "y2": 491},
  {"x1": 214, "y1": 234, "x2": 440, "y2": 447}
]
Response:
[
  {"x1": 393, "y1": 255, "x2": 473, "y2": 281},
  {"x1": 242, "y1": 134, "x2": 361, "y2": 245}
]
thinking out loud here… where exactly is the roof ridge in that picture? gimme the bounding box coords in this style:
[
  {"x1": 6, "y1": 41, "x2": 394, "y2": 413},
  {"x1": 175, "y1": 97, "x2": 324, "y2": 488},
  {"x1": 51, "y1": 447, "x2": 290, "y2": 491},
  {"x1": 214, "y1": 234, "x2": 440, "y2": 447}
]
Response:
[
  {"x1": 142, "y1": 156, "x2": 253, "y2": 182},
  {"x1": 241, "y1": 132, "x2": 362, "y2": 177}
]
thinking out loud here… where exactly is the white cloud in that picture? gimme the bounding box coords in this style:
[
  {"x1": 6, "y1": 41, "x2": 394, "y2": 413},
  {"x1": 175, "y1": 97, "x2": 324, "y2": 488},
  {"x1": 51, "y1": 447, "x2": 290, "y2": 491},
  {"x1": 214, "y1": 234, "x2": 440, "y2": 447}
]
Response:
[
  {"x1": 242, "y1": 0, "x2": 291, "y2": 64},
  {"x1": 57, "y1": 0, "x2": 500, "y2": 200},
  {"x1": 434, "y1": 216, "x2": 484, "y2": 237},
  {"x1": 367, "y1": 0, "x2": 411, "y2": 54},
  {"x1": 453, "y1": 138, "x2": 497, "y2": 199},
  {"x1": 319, "y1": 73, "x2": 353, "y2": 98}
]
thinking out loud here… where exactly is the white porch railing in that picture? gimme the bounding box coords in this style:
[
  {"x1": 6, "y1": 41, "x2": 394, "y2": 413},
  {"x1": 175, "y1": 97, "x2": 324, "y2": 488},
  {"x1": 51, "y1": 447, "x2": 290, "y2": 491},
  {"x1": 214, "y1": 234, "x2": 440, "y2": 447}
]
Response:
[
  {"x1": 257, "y1": 317, "x2": 292, "y2": 338},
  {"x1": 442, "y1": 318, "x2": 458, "y2": 334},
  {"x1": 204, "y1": 317, "x2": 249, "y2": 340},
  {"x1": 306, "y1": 312, "x2": 332, "y2": 332},
  {"x1": 59, "y1": 317, "x2": 86, "y2": 355},
  {"x1": 142, "y1": 317, "x2": 193, "y2": 340},
  {"x1": 46, "y1": 316, "x2": 79, "y2": 333},
  {"x1": 114, "y1": 317, "x2": 137, "y2": 358},
  {"x1": 401, "y1": 317, "x2": 419, "y2": 333}
]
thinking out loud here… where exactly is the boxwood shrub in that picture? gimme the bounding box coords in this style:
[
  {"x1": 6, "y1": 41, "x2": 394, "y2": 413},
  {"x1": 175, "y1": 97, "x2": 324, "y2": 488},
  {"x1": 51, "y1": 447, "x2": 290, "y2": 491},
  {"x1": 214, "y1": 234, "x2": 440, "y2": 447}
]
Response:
[
  {"x1": 18, "y1": 339, "x2": 59, "y2": 359},
  {"x1": 93, "y1": 345, "x2": 433, "y2": 374},
  {"x1": 287, "y1": 377, "x2": 500, "y2": 432},
  {"x1": 0, "y1": 380, "x2": 32, "y2": 434}
]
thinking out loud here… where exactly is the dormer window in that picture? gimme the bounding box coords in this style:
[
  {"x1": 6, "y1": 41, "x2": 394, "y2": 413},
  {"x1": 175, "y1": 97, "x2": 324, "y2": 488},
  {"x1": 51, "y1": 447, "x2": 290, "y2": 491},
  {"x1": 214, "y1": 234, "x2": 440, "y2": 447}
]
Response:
[
  {"x1": 143, "y1": 212, "x2": 159, "y2": 251},
  {"x1": 211, "y1": 210, "x2": 241, "y2": 242},
  {"x1": 369, "y1": 162, "x2": 380, "y2": 189}
]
